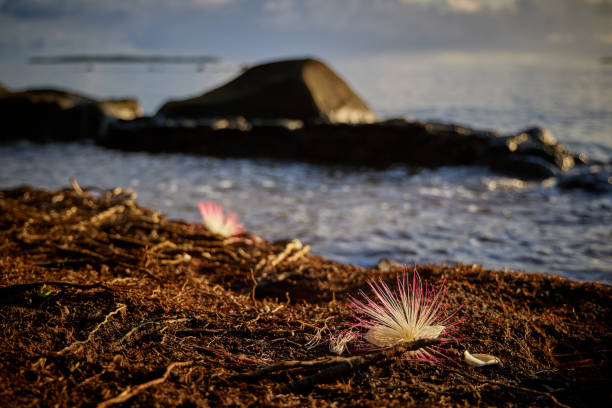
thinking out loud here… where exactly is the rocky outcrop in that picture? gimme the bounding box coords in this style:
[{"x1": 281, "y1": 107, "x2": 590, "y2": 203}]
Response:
[
  {"x1": 1, "y1": 60, "x2": 595, "y2": 183},
  {"x1": 0, "y1": 88, "x2": 142, "y2": 143},
  {"x1": 491, "y1": 127, "x2": 577, "y2": 171},
  {"x1": 558, "y1": 163, "x2": 612, "y2": 193},
  {"x1": 97, "y1": 99, "x2": 142, "y2": 121},
  {"x1": 156, "y1": 58, "x2": 377, "y2": 124},
  {"x1": 100, "y1": 117, "x2": 581, "y2": 179},
  {"x1": 0, "y1": 83, "x2": 10, "y2": 97}
]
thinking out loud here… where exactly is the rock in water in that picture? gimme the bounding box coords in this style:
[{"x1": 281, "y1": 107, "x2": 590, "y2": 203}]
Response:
[
  {"x1": 0, "y1": 88, "x2": 142, "y2": 142},
  {"x1": 558, "y1": 164, "x2": 612, "y2": 193},
  {"x1": 0, "y1": 83, "x2": 10, "y2": 97},
  {"x1": 156, "y1": 58, "x2": 377, "y2": 124},
  {"x1": 97, "y1": 99, "x2": 143, "y2": 121}
]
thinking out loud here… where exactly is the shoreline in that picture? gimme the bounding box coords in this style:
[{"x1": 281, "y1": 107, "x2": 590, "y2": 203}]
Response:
[{"x1": 1, "y1": 186, "x2": 610, "y2": 407}]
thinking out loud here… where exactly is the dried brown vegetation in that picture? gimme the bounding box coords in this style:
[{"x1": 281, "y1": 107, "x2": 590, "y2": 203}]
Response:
[{"x1": 0, "y1": 186, "x2": 610, "y2": 407}]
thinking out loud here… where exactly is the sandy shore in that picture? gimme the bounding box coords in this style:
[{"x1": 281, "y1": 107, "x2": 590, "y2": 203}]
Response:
[{"x1": 1, "y1": 186, "x2": 610, "y2": 407}]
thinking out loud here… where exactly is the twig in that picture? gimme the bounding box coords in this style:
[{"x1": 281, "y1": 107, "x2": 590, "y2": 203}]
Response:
[
  {"x1": 0, "y1": 281, "x2": 110, "y2": 293},
  {"x1": 287, "y1": 338, "x2": 441, "y2": 392},
  {"x1": 256, "y1": 239, "x2": 303, "y2": 271},
  {"x1": 446, "y1": 367, "x2": 572, "y2": 408},
  {"x1": 286, "y1": 244, "x2": 310, "y2": 263},
  {"x1": 175, "y1": 328, "x2": 225, "y2": 336},
  {"x1": 229, "y1": 338, "x2": 441, "y2": 390},
  {"x1": 57, "y1": 303, "x2": 126, "y2": 355},
  {"x1": 34, "y1": 259, "x2": 91, "y2": 268},
  {"x1": 269, "y1": 239, "x2": 302, "y2": 268},
  {"x1": 149, "y1": 240, "x2": 178, "y2": 253},
  {"x1": 249, "y1": 269, "x2": 258, "y2": 303},
  {"x1": 53, "y1": 245, "x2": 108, "y2": 260},
  {"x1": 119, "y1": 318, "x2": 192, "y2": 344},
  {"x1": 108, "y1": 234, "x2": 148, "y2": 248},
  {"x1": 0, "y1": 281, "x2": 111, "y2": 304},
  {"x1": 97, "y1": 361, "x2": 192, "y2": 408},
  {"x1": 70, "y1": 177, "x2": 85, "y2": 196},
  {"x1": 230, "y1": 357, "x2": 337, "y2": 382},
  {"x1": 75, "y1": 205, "x2": 125, "y2": 228}
]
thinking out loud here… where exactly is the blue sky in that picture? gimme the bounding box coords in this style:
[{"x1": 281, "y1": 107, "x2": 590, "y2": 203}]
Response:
[{"x1": 0, "y1": 0, "x2": 610, "y2": 61}]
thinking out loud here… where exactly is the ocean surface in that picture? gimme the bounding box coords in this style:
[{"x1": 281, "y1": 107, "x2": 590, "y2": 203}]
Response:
[{"x1": 1, "y1": 53, "x2": 611, "y2": 283}]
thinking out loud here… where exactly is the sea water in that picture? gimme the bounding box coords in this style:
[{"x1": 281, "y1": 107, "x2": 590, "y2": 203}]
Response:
[{"x1": 0, "y1": 53, "x2": 610, "y2": 283}]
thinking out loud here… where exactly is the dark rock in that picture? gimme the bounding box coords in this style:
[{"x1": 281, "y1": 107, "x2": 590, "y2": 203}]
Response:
[
  {"x1": 521, "y1": 126, "x2": 557, "y2": 146},
  {"x1": 0, "y1": 88, "x2": 142, "y2": 143},
  {"x1": 488, "y1": 126, "x2": 578, "y2": 173},
  {"x1": 101, "y1": 117, "x2": 492, "y2": 166},
  {"x1": 97, "y1": 99, "x2": 142, "y2": 121},
  {"x1": 558, "y1": 165, "x2": 612, "y2": 193},
  {"x1": 486, "y1": 156, "x2": 559, "y2": 179},
  {"x1": 156, "y1": 58, "x2": 377, "y2": 124},
  {"x1": 0, "y1": 83, "x2": 10, "y2": 97},
  {"x1": 100, "y1": 116, "x2": 582, "y2": 180}
]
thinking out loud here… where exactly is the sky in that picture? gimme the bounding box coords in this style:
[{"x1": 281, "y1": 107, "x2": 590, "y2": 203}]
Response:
[{"x1": 0, "y1": 0, "x2": 611, "y2": 62}]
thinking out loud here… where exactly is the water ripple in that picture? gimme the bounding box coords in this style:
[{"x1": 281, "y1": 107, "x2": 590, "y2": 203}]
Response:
[{"x1": 1, "y1": 142, "x2": 610, "y2": 283}]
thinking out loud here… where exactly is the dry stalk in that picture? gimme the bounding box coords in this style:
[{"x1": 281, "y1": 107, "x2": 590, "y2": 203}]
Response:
[
  {"x1": 286, "y1": 244, "x2": 310, "y2": 263},
  {"x1": 97, "y1": 361, "x2": 192, "y2": 408},
  {"x1": 57, "y1": 303, "x2": 126, "y2": 355},
  {"x1": 256, "y1": 239, "x2": 303, "y2": 271},
  {"x1": 229, "y1": 338, "x2": 441, "y2": 390},
  {"x1": 446, "y1": 367, "x2": 572, "y2": 408},
  {"x1": 0, "y1": 281, "x2": 111, "y2": 299},
  {"x1": 70, "y1": 177, "x2": 85, "y2": 196},
  {"x1": 75, "y1": 205, "x2": 125, "y2": 229},
  {"x1": 119, "y1": 318, "x2": 192, "y2": 344},
  {"x1": 249, "y1": 268, "x2": 258, "y2": 304}
]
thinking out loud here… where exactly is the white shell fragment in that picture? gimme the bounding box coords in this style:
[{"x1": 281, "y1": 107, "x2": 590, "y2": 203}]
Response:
[{"x1": 464, "y1": 350, "x2": 500, "y2": 367}]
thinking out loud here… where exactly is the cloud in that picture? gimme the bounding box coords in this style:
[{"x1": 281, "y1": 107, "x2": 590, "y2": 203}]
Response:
[
  {"x1": 596, "y1": 32, "x2": 612, "y2": 44},
  {"x1": 581, "y1": 0, "x2": 612, "y2": 4},
  {"x1": 446, "y1": 0, "x2": 483, "y2": 12},
  {"x1": 546, "y1": 32, "x2": 576, "y2": 44},
  {"x1": 399, "y1": 0, "x2": 518, "y2": 13},
  {"x1": 0, "y1": 0, "x2": 610, "y2": 59},
  {"x1": 0, "y1": 0, "x2": 236, "y2": 19},
  {"x1": 446, "y1": 0, "x2": 518, "y2": 13}
]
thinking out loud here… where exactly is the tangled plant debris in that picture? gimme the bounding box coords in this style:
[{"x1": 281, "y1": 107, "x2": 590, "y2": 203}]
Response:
[
  {"x1": 328, "y1": 331, "x2": 357, "y2": 356},
  {"x1": 0, "y1": 186, "x2": 610, "y2": 407}
]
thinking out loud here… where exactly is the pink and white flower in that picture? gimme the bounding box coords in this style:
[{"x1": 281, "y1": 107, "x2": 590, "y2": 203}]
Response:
[
  {"x1": 198, "y1": 201, "x2": 244, "y2": 238},
  {"x1": 329, "y1": 331, "x2": 357, "y2": 355},
  {"x1": 350, "y1": 266, "x2": 462, "y2": 361}
]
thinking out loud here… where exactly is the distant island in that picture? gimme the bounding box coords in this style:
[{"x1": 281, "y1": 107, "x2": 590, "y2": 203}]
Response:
[{"x1": 29, "y1": 54, "x2": 220, "y2": 65}]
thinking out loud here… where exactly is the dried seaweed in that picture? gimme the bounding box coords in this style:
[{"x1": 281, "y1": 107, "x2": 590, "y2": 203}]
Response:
[{"x1": 0, "y1": 186, "x2": 610, "y2": 407}]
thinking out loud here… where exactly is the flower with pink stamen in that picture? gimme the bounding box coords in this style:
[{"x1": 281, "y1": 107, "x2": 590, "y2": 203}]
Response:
[
  {"x1": 198, "y1": 201, "x2": 244, "y2": 238},
  {"x1": 350, "y1": 266, "x2": 462, "y2": 361},
  {"x1": 329, "y1": 331, "x2": 357, "y2": 355}
]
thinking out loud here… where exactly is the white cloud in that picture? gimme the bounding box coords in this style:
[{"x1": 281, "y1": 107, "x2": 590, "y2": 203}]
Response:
[{"x1": 1, "y1": 0, "x2": 610, "y2": 58}]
